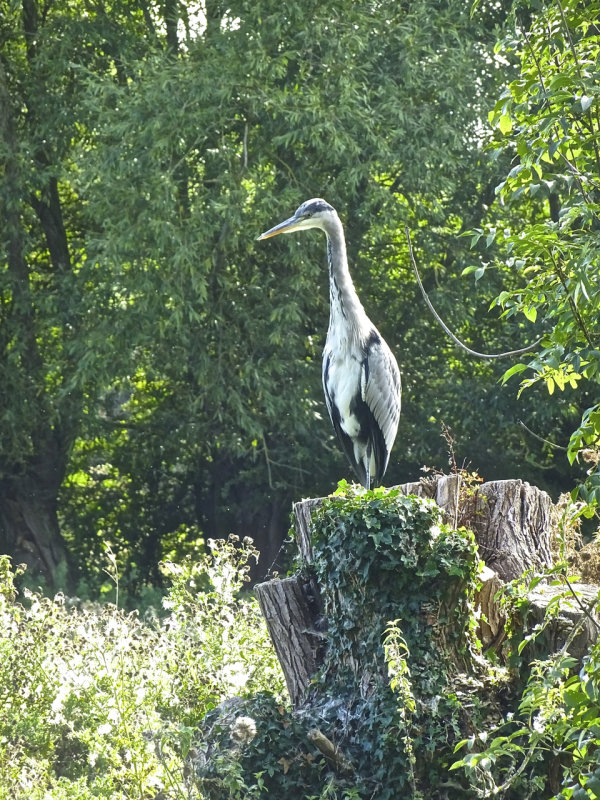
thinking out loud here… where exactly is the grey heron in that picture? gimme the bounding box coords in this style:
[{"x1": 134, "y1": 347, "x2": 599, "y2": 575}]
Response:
[{"x1": 258, "y1": 198, "x2": 401, "y2": 489}]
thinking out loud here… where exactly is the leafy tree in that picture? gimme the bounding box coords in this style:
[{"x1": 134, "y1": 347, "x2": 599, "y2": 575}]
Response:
[
  {"x1": 0, "y1": 1, "x2": 155, "y2": 582},
  {"x1": 470, "y1": 0, "x2": 600, "y2": 508},
  {"x1": 3, "y1": 0, "x2": 565, "y2": 589}
]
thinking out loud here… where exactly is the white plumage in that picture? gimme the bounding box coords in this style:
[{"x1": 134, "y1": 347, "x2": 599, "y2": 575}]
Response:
[{"x1": 259, "y1": 198, "x2": 401, "y2": 488}]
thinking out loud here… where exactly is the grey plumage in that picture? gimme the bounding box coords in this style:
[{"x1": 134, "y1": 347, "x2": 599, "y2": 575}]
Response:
[{"x1": 258, "y1": 198, "x2": 401, "y2": 489}]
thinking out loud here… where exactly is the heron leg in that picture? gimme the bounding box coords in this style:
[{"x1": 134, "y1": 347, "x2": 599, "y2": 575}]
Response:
[{"x1": 364, "y1": 443, "x2": 371, "y2": 490}]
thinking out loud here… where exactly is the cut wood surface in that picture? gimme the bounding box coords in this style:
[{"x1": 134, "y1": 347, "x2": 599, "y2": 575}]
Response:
[{"x1": 471, "y1": 479, "x2": 553, "y2": 581}]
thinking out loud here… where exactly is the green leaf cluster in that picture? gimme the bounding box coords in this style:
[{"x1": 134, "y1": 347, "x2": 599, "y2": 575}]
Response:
[
  {"x1": 453, "y1": 568, "x2": 600, "y2": 800},
  {"x1": 470, "y1": 0, "x2": 600, "y2": 506}
]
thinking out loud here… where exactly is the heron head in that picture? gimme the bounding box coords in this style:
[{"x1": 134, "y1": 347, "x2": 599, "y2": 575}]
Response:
[{"x1": 258, "y1": 198, "x2": 337, "y2": 240}]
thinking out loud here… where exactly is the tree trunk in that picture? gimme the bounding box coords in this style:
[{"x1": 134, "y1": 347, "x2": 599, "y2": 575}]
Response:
[
  {"x1": 0, "y1": 433, "x2": 70, "y2": 586},
  {"x1": 0, "y1": 59, "x2": 73, "y2": 588},
  {"x1": 0, "y1": 482, "x2": 68, "y2": 585}
]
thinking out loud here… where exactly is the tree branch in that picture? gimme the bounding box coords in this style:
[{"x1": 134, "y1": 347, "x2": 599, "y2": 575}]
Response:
[
  {"x1": 405, "y1": 227, "x2": 543, "y2": 360},
  {"x1": 547, "y1": 249, "x2": 595, "y2": 348},
  {"x1": 560, "y1": 574, "x2": 600, "y2": 634},
  {"x1": 518, "y1": 420, "x2": 566, "y2": 451},
  {"x1": 308, "y1": 729, "x2": 353, "y2": 775}
]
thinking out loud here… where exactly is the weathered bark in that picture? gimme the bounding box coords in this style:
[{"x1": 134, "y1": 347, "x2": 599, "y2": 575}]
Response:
[
  {"x1": 262, "y1": 476, "x2": 475, "y2": 706},
  {"x1": 476, "y1": 565, "x2": 506, "y2": 650},
  {"x1": 471, "y1": 479, "x2": 553, "y2": 581},
  {"x1": 255, "y1": 577, "x2": 324, "y2": 706},
  {"x1": 398, "y1": 472, "x2": 462, "y2": 527},
  {"x1": 292, "y1": 497, "x2": 323, "y2": 565},
  {"x1": 397, "y1": 475, "x2": 553, "y2": 579},
  {"x1": 518, "y1": 581, "x2": 600, "y2": 662}
]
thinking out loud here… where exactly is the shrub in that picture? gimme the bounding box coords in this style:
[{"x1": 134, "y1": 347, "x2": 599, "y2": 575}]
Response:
[{"x1": 0, "y1": 538, "x2": 284, "y2": 799}]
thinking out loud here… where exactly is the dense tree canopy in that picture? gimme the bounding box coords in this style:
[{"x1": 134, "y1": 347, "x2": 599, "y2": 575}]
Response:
[
  {"x1": 1, "y1": 0, "x2": 595, "y2": 589},
  {"x1": 476, "y1": 0, "x2": 600, "y2": 508}
]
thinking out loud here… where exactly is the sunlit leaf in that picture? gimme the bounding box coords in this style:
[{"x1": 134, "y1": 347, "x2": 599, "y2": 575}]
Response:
[{"x1": 498, "y1": 113, "x2": 513, "y2": 135}]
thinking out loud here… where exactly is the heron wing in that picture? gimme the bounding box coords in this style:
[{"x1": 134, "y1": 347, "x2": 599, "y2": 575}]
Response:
[{"x1": 361, "y1": 332, "x2": 402, "y2": 481}]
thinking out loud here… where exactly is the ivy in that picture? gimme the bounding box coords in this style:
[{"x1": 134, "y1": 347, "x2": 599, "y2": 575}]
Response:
[
  {"x1": 311, "y1": 484, "x2": 481, "y2": 680},
  {"x1": 194, "y1": 485, "x2": 500, "y2": 800}
]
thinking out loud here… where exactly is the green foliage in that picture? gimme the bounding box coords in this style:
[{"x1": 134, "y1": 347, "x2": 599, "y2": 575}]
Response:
[
  {"x1": 452, "y1": 567, "x2": 600, "y2": 799},
  {"x1": 469, "y1": 0, "x2": 600, "y2": 504},
  {"x1": 194, "y1": 487, "x2": 496, "y2": 799},
  {"x1": 0, "y1": 541, "x2": 284, "y2": 799},
  {"x1": 311, "y1": 483, "x2": 482, "y2": 679},
  {"x1": 3, "y1": 0, "x2": 560, "y2": 588}
]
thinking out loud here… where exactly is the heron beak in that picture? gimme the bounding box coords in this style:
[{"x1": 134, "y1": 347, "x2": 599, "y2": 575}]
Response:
[{"x1": 257, "y1": 214, "x2": 302, "y2": 240}]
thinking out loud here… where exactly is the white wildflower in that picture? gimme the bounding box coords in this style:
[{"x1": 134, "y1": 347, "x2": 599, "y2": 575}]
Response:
[
  {"x1": 532, "y1": 714, "x2": 545, "y2": 734},
  {"x1": 231, "y1": 716, "x2": 257, "y2": 745}
]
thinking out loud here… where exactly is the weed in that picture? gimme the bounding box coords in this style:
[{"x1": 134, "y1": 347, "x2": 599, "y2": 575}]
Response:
[{"x1": 0, "y1": 538, "x2": 284, "y2": 799}]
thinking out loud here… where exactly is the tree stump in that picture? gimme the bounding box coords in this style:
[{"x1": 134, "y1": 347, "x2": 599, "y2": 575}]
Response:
[
  {"x1": 522, "y1": 581, "x2": 600, "y2": 661},
  {"x1": 195, "y1": 478, "x2": 600, "y2": 800},
  {"x1": 471, "y1": 478, "x2": 553, "y2": 581},
  {"x1": 256, "y1": 476, "x2": 596, "y2": 706}
]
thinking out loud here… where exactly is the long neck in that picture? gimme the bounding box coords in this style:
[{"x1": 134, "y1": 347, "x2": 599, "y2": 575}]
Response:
[{"x1": 325, "y1": 216, "x2": 367, "y2": 333}]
